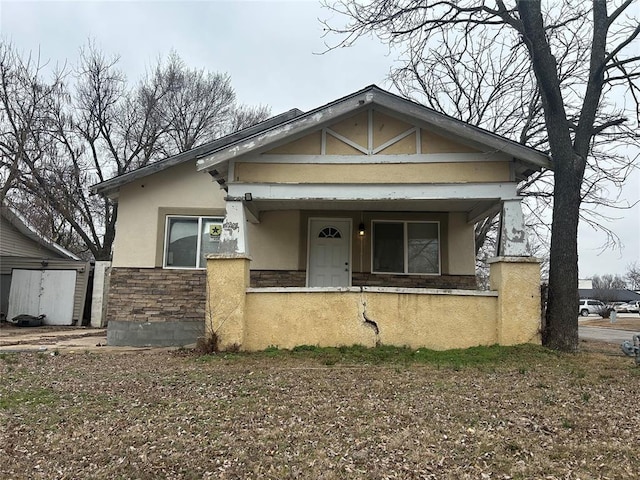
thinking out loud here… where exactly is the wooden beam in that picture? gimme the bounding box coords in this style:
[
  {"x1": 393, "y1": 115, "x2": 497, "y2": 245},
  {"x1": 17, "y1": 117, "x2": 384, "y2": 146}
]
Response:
[
  {"x1": 228, "y1": 182, "x2": 520, "y2": 202},
  {"x1": 238, "y1": 153, "x2": 509, "y2": 164},
  {"x1": 467, "y1": 202, "x2": 502, "y2": 224}
]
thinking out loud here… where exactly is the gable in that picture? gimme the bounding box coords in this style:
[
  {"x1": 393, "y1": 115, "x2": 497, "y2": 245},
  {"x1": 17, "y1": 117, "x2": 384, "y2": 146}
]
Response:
[
  {"x1": 262, "y1": 109, "x2": 481, "y2": 157},
  {"x1": 197, "y1": 86, "x2": 549, "y2": 182},
  {"x1": 229, "y1": 107, "x2": 506, "y2": 186}
]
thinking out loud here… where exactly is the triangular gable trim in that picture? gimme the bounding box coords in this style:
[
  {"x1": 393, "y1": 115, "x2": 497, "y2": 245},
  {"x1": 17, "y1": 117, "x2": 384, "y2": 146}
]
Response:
[{"x1": 195, "y1": 85, "x2": 550, "y2": 173}]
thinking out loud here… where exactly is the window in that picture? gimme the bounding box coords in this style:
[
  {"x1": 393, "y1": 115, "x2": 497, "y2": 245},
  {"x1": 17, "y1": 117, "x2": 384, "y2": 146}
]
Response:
[
  {"x1": 319, "y1": 227, "x2": 342, "y2": 239},
  {"x1": 164, "y1": 216, "x2": 223, "y2": 268},
  {"x1": 372, "y1": 221, "x2": 440, "y2": 274}
]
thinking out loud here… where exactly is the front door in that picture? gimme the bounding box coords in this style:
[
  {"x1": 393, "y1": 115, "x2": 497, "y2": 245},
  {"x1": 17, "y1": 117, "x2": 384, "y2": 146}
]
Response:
[{"x1": 308, "y1": 219, "x2": 351, "y2": 287}]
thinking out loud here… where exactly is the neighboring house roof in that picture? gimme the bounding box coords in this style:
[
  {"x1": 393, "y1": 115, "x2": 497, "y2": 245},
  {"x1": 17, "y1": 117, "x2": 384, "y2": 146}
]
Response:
[
  {"x1": 92, "y1": 108, "x2": 304, "y2": 199},
  {"x1": 579, "y1": 289, "x2": 640, "y2": 302},
  {"x1": 93, "y1": 85, "x2": 552, "y2": 199},
  {"x1": 0, "y1": 205, "x2": 80, "y2": 260}
]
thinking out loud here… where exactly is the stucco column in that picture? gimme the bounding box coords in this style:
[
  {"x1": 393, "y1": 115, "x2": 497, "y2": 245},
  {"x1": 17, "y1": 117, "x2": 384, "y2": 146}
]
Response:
[
  {"x1": 497, "y1": 200, "x2": 529, "y2": 257},
  {"x1": 219, "y1": 200, "x2": 248, "y2": 255},
  {"x1": 205, "y1": 254, "x2": 250, "y2": 350},
  {"x1": 489, "y1": 256, "x2": 541, "y2": 345}
]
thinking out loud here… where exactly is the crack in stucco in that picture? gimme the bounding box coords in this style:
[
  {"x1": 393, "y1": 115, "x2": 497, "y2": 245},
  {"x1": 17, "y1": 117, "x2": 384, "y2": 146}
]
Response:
[{"x1": 359, "y1": 295, "x2": 380, "y2": 347}]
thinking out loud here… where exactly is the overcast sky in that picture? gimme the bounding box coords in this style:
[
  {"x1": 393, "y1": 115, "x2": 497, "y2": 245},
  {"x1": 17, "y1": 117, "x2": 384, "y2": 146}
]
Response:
[{"x1": 1, "y1": 0, "x2": 638, "y2": 279}]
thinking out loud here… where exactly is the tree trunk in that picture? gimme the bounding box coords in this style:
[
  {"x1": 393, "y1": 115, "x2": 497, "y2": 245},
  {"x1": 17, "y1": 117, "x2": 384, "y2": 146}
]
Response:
[{"x1": 543, "y1": 157, "x2": 582, "y2": 350}]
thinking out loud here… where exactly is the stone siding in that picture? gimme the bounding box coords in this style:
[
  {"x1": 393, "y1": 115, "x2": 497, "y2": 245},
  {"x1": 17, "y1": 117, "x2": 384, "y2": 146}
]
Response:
[
  {"x1": 250, "y1": 270, "x2": 307, "y2": 287},
  {"x1": 249, "y1": 270, "x2": 476, "y2": 289},
  {"x1": 353, "y1": 273, "x2": 477, "y2": 289},
  {"x1": 106, "y1": 268, "x2": 206, "y2": 323}
]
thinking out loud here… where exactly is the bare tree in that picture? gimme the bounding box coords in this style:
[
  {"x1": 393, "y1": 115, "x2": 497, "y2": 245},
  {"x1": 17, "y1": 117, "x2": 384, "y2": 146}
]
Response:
[
  {"x1": 625, "y1": 261, "x2": 640, "y2": 290},
  {"x1": 2, "y1": 42, "x2": 271, "y2": 260},
  {"x1": 322, "y1": 0, "x2": 639, "y2": 350},
  {"x1": 0, "y1": 43, "x2": 65, "y2": 204},
  {"x1": 592, "y1": 274, "x2": 628, "y2": 290}
]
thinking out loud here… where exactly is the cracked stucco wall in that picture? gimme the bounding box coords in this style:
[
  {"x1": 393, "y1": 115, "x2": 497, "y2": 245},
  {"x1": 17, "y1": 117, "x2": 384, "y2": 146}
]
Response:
[{"x1": 207, "y1": 257, "x2": 540, "y2": 352}]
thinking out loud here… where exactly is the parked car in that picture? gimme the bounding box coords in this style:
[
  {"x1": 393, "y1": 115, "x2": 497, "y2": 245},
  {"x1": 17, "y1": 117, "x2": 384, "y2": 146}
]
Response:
[
  {"x1": 626, "y1": 301, "x2": 640, "y2": 313},
  {"x1": 578, "y1": 299, "x2": 606, "y2": 317},
  {"x1": 614, "y1": 302, "x2": 630, "y2": 313}
]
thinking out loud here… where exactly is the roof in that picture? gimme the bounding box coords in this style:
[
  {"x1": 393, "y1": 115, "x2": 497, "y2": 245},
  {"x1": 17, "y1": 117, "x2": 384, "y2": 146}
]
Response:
[
  {"x1": 0, "y1": 205, "x2": 80, "y2": 260},
  {"x1": 92, "y1": 108, "x2": 304, "y2": 198},
  {"x1": 579, "y1": 289, "x2": 640, "y2": 302},
  {"x1": 93, "y1": 85, "x2": 552, "y2": 198}
]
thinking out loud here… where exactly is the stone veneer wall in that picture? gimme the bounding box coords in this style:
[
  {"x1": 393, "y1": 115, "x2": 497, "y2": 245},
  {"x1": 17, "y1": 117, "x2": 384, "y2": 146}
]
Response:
[
  {"x1": 249, "y1": 270, "x2": 476, "y2": 289},
  {"x1": 250, "y1": 270, "x2": 307, "y2": 287},
  {"x1": 353, "y1": 273, "x2": 477, "y2": 289},
  {"x1": 107, "y1": 268, "x2": 206, "y2": 323}
]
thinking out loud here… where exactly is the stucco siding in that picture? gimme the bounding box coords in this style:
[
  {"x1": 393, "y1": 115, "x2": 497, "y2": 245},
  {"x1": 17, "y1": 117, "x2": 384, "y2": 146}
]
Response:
[
  {"x1": 329, "y1": 110, "x2": 369, "y2": 147},
  {"x1": 265, "y1": 131, "x2": 322, "y2": 155},
  {"x1": 373, "y1": 111, "x2": 413, "y2": 148},
  {"x1": 325, "y1": 135, "x2": 364, "y2": 155},
  {"x1": 447, "y1": 213, "x2": 476, "y2": 275},
  {"x1": 235, "y1": 161, "x2": 510, "y2": 184},
  {"x1": 247, "y1": 210, "x2": 300, "y2": 270},
  {"x1": 378, "y1": 134, "x2": 417, "y2": 154},
  {"x1": 242, "y1": 290, "x2": 498, "y2": 351},
  {"x1": 112, "y1": 160, "x2": 226, "y2": 268},
  {"x1": 422, "y1": 131, "x2": 479, "y2": 153},
  {"x1": 207, "y1": 256, "x2": 540, "y2": 352}
]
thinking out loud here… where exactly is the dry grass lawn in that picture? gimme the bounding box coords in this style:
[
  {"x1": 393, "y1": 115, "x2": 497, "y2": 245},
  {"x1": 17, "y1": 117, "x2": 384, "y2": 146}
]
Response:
[{"x1": 1, "y1": 343, "x2": 639, "y2": 479}]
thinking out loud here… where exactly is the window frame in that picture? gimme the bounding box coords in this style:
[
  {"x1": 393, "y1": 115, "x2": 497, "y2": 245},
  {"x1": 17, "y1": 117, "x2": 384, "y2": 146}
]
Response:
[
  {"x1": 163, "y1": 215, "x2": 224, "y2": 270},
  {"x1": 371, "y1": 220, "x2": 441, "y2": 276}
]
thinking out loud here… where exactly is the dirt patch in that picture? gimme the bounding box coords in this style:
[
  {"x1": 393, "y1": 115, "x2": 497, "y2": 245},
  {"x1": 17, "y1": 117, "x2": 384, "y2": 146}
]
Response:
[
  {"x1": 1, "y1": 346, "x2": 639, "y2": 479},
  {"x1": 0, "y1": 323, "x2": 86, "y2": 337}
]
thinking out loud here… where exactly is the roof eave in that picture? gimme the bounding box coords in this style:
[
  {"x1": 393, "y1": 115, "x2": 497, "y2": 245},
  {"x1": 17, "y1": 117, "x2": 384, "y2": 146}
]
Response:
[
  {"x1": 91, "y1": 108, "x2": 306, "y2": 197},
  {"x1": 1, "y1": 206, "x2": 81, "y2": 260}
]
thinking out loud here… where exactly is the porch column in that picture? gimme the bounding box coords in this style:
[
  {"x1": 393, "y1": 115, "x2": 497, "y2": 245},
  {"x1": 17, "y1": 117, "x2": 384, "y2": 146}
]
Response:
[
  {"x1": 205, "y1": 255, "x2": 250, "y2": 351},
  {"x1": 489, "y1": 257, "x2": 541, "y2": 345},
  {"x1": 497, "y1": 199, "x2": 529, "y2": 257},
  {"x1": 219, "y1": 199, "x2": 249, "y2": 255}
]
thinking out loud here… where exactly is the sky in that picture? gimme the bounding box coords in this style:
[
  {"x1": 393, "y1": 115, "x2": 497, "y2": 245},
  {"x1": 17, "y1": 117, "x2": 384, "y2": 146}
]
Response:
[{"x1": 1, "y1": 0, "x2": 638, "y2": 279}]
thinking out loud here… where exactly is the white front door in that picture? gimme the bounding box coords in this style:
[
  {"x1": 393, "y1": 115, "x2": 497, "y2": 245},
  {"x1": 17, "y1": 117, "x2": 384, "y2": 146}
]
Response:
[{"x1": 308, "y1": 219, "x2": 351, "y2": 287}]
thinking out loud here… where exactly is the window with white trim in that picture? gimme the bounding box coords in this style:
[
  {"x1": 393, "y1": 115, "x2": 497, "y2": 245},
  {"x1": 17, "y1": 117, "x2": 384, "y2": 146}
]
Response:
[
  {"x1": 372, "y1": 221, "x2": 440, "y2": 274},
  {"x1": 164, "y1": 216, "x2": 223, "y2": 269}
]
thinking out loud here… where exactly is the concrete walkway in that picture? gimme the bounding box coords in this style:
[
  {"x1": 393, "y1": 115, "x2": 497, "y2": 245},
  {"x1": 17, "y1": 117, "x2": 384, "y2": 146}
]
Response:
[
  {"x1": 0, "y1": 326, "x2": 179, "y2": 353},
  {"x1": 579, "y1": 325, "x2": 637, "y2": 344}
]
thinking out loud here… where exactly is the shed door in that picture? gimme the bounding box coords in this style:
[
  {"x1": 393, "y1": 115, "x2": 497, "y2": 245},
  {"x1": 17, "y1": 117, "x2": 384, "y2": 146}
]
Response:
[
  {"x1": 7, "y1": 269, "x2": 76, "y2": 325},
  {"x1": 308, "y1": 219, "x2": 351, "y2": 287}
]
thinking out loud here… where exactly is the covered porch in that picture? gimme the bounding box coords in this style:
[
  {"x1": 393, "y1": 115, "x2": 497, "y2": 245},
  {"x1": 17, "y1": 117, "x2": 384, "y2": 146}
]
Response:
[
  {"x1": 219, "y1": 181, "x2": 529, "y2": 289},
  {"x1": 204, "y1": 182, "x2": 541, "y2": 351}
]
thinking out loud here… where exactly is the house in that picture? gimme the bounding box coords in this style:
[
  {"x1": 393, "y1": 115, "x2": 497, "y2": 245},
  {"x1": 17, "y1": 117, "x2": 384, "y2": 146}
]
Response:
[
  {"x1": 0, "y1": 205, "x2": 90, "y2": 325},
  {"x1": 579, "y1": 288, "x2": 640, "y2": 303},
  {"x1": 93, "y1": 85, "x2": 550, "y2": 349}
]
